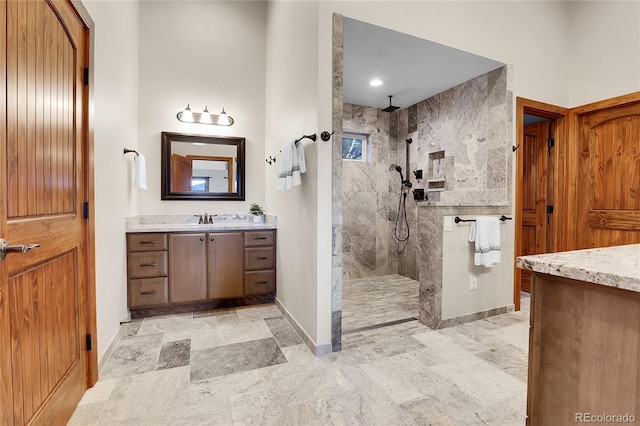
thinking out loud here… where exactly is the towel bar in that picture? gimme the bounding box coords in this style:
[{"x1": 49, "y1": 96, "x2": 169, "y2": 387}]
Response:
[{"x1": 454, "y1": 215, "x2": 512, "y2": 224}]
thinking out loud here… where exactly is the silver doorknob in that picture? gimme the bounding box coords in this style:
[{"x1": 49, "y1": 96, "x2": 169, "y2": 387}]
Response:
[{"x1": 0, "y1": 238, "x2": 40, "y2": 260}]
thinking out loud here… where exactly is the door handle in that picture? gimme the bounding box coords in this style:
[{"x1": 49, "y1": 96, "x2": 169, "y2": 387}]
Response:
[{"x1": 0, "y1": 238, "x2": 41, "y2": 260}]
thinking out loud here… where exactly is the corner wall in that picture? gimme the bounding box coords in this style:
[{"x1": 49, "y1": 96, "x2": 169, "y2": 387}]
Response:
[
  {"x1": 83, "y1": 0, "x2": 139, "y2": 361},
  {"x1": 264, "y1": 1, "x2": 327, "y2": 352}
]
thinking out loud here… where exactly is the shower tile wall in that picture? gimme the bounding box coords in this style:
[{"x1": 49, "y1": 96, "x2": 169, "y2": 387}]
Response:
[
  {"x1": 410, "y1": 65, "x2": 510, "y2": 204},
  {"x1": 394, "y1": 65, "x2": 511, "y2": 282},
  {"x1": 342, "y1": 103, "x2": 396, "y2": 279}
]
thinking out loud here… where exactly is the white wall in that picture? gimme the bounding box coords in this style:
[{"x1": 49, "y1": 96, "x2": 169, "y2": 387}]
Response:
[
  {"x1": 441, "y1": 216, "x2": 514, "y2": 320},
  {"x1": 568, "y1": 1, "x2": 640, "y2": 106},
  {"x1": 264, "y1": 1, "x2": 326, "y2": 348},
  {"x1": 137, "y1": 0, "x2": 267, "y2": 215},
  {"x1": 83, "y1": 0, "x2": 139, "y2": 361}
]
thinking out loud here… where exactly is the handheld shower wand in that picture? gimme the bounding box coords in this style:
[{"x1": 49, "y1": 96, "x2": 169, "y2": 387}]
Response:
[{"x1": 390, "y1": 163, "x2": 410, "y2": 242}]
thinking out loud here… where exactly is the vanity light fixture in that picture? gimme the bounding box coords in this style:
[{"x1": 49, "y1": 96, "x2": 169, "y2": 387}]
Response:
[{"x1": 176, "y1": 104, "x2": 235, "y2": 126}]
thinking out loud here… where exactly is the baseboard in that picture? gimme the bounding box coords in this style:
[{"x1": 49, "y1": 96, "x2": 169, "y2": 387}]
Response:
[
  {"x1": 275, "y1": 298, "x2": 332, "y2": 356},
  {"x1": 436, "y1": 304, "x2": 515, "y2": 329}
]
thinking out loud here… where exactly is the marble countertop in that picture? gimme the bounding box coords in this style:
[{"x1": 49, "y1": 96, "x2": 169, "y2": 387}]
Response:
[
  {"x1": 125, "y1": 214, "x2": 277, "y2": 233},
  {"x1": 517, "y1": 244, "x2": 640, "y2": 293},
  {"x1": 126, "y1": 222, "x2": 277, "y2": 233}
]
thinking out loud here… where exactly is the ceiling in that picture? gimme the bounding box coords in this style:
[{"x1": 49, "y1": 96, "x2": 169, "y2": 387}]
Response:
[{"x1": 343, "y1": 18, "x2": 505, "y2": 110}]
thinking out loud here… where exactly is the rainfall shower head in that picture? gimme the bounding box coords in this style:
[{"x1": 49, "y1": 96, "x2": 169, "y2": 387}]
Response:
[{"x1": 382, "y1": 95, "x2": 400, "y2": 113}]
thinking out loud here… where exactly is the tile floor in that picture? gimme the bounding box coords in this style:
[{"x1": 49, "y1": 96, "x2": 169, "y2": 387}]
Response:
[{"x1": 70, "y1": 285, "x2": 530, "y2": 425}]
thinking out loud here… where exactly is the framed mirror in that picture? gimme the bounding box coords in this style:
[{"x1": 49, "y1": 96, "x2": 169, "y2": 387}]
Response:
[{"x1": 161, "y1": 132, "x2": 245, "y2": 200}]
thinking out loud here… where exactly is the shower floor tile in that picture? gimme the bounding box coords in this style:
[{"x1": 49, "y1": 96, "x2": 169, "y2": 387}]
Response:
[{"x1": 342, "y1": 274, "x2": 418, "y2": 333}]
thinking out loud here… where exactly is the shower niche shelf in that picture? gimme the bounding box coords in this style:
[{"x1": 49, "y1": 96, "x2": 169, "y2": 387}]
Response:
[
  {"x1": 426, "y1": 178, "x2": 446, "y2": 192},
  {"x1": 428, "y1": 150, "x2": 446, "y2": 192}
]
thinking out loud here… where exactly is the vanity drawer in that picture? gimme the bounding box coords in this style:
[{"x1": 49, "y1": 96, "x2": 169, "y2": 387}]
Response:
[
  {"x1": 244, "y1": 247, "x2": 275, "y2": 271},
  {"x1": 128, "y1": 251, "x2": 168, "y2": 278},
  {"x1": 244, "y1": 270, "x2": 275, "y2": 295},
  {"x1": 128, "y1": 277, "x2": 169, "y2": 308},
  {"x1": 128, "y1": 233, "x2": 168, "y2": 252},
  {"x1": 244, "y1": 231, "x2": 275, "y2": 247}
]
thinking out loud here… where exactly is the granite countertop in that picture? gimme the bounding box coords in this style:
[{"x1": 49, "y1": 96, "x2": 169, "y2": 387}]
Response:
[
  {"x1": 125, "y1": 214, "x2": 277, "y2": 233},
  {"x1": 517, "y1": 244, "x2": 640, "y2": 293}
]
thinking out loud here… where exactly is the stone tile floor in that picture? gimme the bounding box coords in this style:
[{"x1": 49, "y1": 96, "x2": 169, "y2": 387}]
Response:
[{"x1": 70, "y1": 290, "x2": 530, "y2": 425}]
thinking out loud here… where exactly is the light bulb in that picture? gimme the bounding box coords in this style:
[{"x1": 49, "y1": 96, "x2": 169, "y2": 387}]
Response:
[
  {"x1": 199, "y1": 106, "x2": 212, "y2": 124},
  {"x1": 217, "y1": 108, "x2": 231, "y2": 126},
  {"x1": 179, "y1": 104, "x2": 194, "y2": 123}
]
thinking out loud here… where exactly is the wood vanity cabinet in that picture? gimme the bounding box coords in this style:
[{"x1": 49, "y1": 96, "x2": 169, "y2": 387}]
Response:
[
  {"x1": 168, "y1": 233, "x2": 207, "y2": 303},
  {"x1": 208, "y1": 232, "x2": 244, "y2": 299},
  {"x1": 244, "y1": 231, "x2": 276, "y2": 295},
  {"x1": 126, "y1": 229, "x2": 276, "y2": 313},
  {"x1": 127, "y1": 233, "x2": 169, "y2": 309}
]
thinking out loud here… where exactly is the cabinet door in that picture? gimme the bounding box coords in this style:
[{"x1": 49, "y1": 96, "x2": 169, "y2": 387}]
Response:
[
  {"x1": 208, "y1": 232, "x2": 244, "y2": 299},
  {"x1": 169, "y1": 233, "x2": 207, "y2": 303}
]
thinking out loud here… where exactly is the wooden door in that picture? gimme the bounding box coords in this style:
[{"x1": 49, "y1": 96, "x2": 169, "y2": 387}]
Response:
[
  {"x1": 168, "y1": 234, "x2": 207, "y2": 303},
  {"x1": 0, "y1": 0, "x2": 95, "y2": 424},
  {"x1": 574, "y1": 97, "x2": 640, "y2": 248},
  {"x1": 520, "y1": 121, "x2": 549, "y2": 292},
  {"x1": 208, "y1": 232, "x2": 243, "y2": 299},
  {"x1": 171, "y1": 154, "x2": 192, "y2": 191}
]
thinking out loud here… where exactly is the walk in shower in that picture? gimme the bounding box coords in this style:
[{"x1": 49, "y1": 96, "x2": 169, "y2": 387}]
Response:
[{"x1": 335, "y1": 16, "x2": 511, "y2": 351}]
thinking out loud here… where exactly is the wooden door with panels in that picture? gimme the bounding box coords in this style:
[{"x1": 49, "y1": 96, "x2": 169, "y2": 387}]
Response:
[
  {"x1": 572, "y1": 95, "x2": 640, "y2": 248},
  {"x1": 0, "y1": 1, "x2": 97, "y2": 424},
  {"x1": 514, "y1": 98, "x2": 568, "y2": 310},
  {"x1": 520, "y1": 120, "x2": 550, "y2": 292}
]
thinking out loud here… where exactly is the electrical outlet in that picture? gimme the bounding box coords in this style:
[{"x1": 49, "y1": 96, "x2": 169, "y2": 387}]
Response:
[{"x1": 469, "y1": 275, "x2": 478, "y2": 290}]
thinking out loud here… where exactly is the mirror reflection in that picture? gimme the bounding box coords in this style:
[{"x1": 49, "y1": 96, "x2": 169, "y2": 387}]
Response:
[{"x1": 161, "y1": 132, "x2": 245, "y2": 201}]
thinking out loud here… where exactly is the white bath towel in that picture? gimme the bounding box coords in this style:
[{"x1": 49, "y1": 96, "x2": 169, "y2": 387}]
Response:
[
  {"x1": 276, "y1": 140, "x2": 306, "y2": 191},
  {"x1": 468, "y1": 216, "x2": 501, "y2": 267},
  {"x1": 134, "y1": 152, "x2": 147, "y2": 190}
]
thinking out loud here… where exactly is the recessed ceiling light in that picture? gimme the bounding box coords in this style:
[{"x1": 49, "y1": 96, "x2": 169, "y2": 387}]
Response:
[{"x1": 369, "y1": 79, "x2": 383, "y2": 87}]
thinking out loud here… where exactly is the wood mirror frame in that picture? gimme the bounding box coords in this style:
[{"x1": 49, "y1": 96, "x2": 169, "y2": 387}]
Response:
[{"x1": 161, "y1": 132, "x2": 245, "y2": 201}]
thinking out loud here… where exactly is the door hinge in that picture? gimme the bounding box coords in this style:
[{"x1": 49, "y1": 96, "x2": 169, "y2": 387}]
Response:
[
  {"x1": 86, "y1": 334, "x2": 92, "y2": 351},
  {"x1": 83, "y1": 202, "x2": 89, "y2": 219},
  {"x1": 547, "y1": 205, "x2": 554, "y2": 214},
  {"x1": 547, "y1": 138, "x2": 555, "y2": 148},
  {"x1": 83, "y1": 67, "x2": 89, "y2": 85}
]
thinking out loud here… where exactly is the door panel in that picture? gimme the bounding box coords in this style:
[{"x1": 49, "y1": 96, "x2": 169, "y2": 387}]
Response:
[
  {"x1": 1, "y1": 0, "x2": 91, "y2": 424},
  {"x1": 169, "y1": 234, "x2": 207, "y2": 303},
  {"x1": 10, "y1": 252, "x2": 79, "y2": 424},
  {"x1": 208, "y1": 232, "x2": 243, "y2": 299},
  {"x1": 520, "y1": 121, "x2": 549, "y2": 292},
  {"x1": 576, "y1": 101, "x2": 640, "y2": 248},
  {"x1": 171, "y1": 154, "x2": 192, "y2": 192}
]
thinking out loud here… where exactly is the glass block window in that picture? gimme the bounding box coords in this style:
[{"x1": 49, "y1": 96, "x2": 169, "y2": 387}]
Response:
[{"x1": 342, "y1": 132, "x2": 369, "y2": 162}]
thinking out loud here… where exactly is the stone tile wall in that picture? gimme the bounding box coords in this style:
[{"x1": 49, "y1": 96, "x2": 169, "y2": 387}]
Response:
[{"x1": 341, "y1": 103, "x2": 396, "y2": 280}]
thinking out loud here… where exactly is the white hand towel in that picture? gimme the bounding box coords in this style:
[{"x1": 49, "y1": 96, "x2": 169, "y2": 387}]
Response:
[
  {"x1": 276, "y1": 141, "x2": 295, "y2": 191},
  {"x1": 276, "y1": 140, "x2": 306, "y2": 191},
  {"x1": 469, "y1": 216, "x2": 501, "y2": 267},
  {"x1": 134, "y1": 153, "x2": 147, "y2": 190}
]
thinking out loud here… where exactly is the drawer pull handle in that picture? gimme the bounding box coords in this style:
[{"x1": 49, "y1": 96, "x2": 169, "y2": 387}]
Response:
[
  {"x1": 210, "y1": 237, "x2": 215, "y2": 241},
  {"x1": 140, "y1": 263, "x2": 158, "y2": 267},
  {"x1": 253, "y1": 237, "x2": 268, "y2": 240},
  {"x1": 253, "y1": 257, "x2": 268, "y2": 260},
  {"x1": 139, "y1": 241, "x2": 157, "y2": 245},
  {"x1": 254, "y1": 281, "x2": 268, "y2": 285},
  {"x1": 140, "y1": 290, "x2": 158, "y2": 295},
  {"x1": 200, "y1": 237, "x2": 205, "y2": 242}
]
